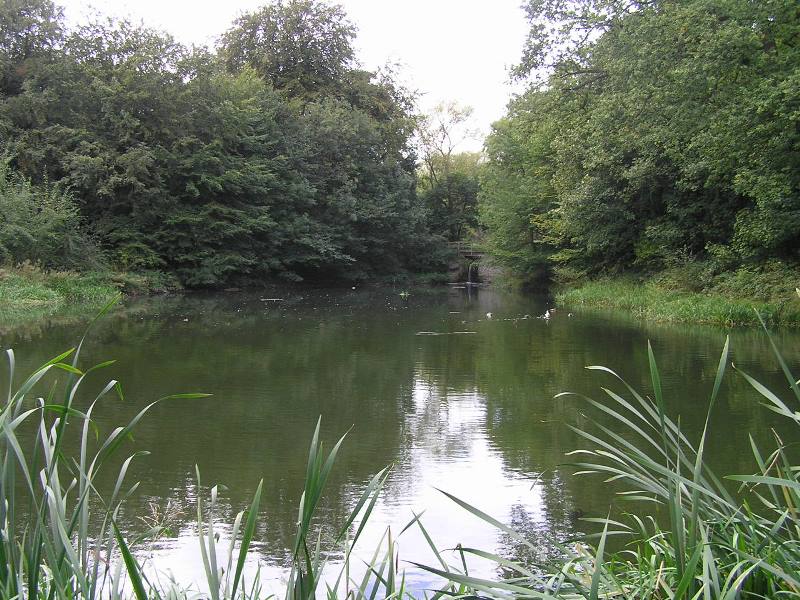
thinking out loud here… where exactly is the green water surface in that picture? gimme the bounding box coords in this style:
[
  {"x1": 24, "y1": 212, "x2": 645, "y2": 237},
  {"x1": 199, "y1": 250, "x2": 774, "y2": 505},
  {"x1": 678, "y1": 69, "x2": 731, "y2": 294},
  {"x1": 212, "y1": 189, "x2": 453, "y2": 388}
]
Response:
[{"x1": 2, "y1": 286, "x2": 798, "y2": 591}]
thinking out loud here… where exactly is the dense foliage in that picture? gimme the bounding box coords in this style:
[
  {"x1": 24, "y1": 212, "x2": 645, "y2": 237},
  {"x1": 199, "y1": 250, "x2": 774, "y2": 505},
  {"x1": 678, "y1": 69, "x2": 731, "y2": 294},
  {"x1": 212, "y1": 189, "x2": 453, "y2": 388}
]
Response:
[
  {"x1": 0, "y1": 161, "x2": 99, "y2": 269},
  {"x1": 416, "y1": 103, "x2": 482, "y2": 242},
  {"x1": 0, "y1": 0, "x2": 445, "y2": 286},
  {"x1": 480, "y1": 0, "x2": 800, "y2": 288}
]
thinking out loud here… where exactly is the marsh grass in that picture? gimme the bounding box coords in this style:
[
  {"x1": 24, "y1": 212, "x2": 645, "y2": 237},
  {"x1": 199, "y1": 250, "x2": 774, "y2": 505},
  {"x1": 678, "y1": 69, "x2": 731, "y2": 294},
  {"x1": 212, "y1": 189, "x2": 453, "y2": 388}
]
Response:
[
  {"x1": 1, "y1": 299, "x2": 799, "y2": 598},
  {"x1": 557, "y1": 278, "x2": 800, "y2": 326},
  {"x1": 0, "y1": 264, "x2": 184, "y2": 333},
  {"x1": 0, "y1": 264, "x2": 118, "y2": 309}
]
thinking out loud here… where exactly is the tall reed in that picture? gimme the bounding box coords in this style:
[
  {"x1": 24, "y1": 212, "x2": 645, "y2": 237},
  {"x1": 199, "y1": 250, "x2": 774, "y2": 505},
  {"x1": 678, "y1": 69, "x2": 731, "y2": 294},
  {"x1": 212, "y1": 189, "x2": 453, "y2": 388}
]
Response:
[
  {"x1": 414, "y1": 313, "x2": 800, "y2": 598},
  {"x1": 0, "y1": 309, "x2": 394, "y2": 599}
]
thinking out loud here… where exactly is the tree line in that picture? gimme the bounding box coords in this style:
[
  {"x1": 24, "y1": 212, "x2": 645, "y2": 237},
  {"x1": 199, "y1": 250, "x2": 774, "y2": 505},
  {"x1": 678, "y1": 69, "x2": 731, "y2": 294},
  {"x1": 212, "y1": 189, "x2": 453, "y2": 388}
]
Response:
[
  {"x1": 480, "y1": 0, "x2": 800, "y2": 290},
  {"x1": 0, "y1": 0, "x2": 448, "y2": 287}
]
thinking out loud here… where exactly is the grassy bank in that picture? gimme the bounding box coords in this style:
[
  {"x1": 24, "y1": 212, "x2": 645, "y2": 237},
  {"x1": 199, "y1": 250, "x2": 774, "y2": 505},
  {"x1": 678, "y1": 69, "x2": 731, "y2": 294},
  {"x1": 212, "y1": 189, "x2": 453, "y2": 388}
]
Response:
[
  {"x1": 557, "y1": 277, "x2": 800, "y2": 326},
  {"x1": 0, "y1": 265, "x2": 180, "y2": 329}
]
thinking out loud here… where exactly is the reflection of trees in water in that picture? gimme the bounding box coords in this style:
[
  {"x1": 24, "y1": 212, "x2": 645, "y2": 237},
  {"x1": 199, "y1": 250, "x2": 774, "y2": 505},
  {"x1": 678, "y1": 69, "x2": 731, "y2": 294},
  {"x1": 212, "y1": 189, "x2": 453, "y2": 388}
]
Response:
[
  {"x1": 408, "y1": 291, "x2": 800, "y2": 552},
  {"x1": 8, "y1": 290, "x2": 434, "y2": 564},
  {"x1": 499, "y1": 497, "x2": 574, "y2": 577},
  {"x1": 405, "y1": 381, "x2": 476, "y2": 459},
  {"x1": 5, "y1": 287, "x2": 800, "y2": 571}
]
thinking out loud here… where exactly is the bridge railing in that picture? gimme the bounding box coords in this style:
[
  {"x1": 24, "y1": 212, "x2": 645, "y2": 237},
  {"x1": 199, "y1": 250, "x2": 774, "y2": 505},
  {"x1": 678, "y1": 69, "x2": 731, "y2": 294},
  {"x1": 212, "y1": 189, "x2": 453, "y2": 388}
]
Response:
[{"x1": 448, "y1": 241, "x2": 483, "y2": 255}]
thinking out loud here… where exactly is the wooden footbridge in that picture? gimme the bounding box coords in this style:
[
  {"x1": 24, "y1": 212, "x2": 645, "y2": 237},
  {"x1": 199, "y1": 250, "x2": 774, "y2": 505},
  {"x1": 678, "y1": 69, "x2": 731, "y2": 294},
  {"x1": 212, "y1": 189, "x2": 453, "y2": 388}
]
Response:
[{"x1": 448, "y1": 241, "x2": 485, "y2": 260}]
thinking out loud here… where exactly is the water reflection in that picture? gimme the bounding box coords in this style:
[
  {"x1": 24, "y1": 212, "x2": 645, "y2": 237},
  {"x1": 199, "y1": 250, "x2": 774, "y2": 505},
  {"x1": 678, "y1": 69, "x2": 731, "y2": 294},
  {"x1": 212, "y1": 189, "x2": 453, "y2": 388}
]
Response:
[{"x1": 2, "y1": 286, "x2": 798, "y2": 591}]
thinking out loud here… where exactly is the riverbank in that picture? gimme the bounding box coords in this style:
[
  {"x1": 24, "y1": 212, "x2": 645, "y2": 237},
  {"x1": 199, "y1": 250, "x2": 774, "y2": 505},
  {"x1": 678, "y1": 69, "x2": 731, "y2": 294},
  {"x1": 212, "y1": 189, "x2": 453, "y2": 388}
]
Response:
[
  {"x1": 0, "y1": 265, "x2": 458, "y2": 332},
  {"x1": 556, "y1": 276, "x2": 800, "y2": 326},
  {"x1": 0, "y1": 265, "x2": 180, "y2": 327}
]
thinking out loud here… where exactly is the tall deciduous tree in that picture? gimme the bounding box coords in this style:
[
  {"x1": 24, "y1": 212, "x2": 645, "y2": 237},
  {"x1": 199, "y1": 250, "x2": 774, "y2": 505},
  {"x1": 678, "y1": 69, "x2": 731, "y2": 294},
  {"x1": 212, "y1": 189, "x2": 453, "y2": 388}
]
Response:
[
  {"x1": 417, "y1": 101, "x2": 477, "y2": 188},
  {"x1": 0, "y1": 0, "x2": 63, "y2": 96},
  {"x1": 220, "y1": 0, "x2": 356, "y2": 98},
  {"x1": 416, "y1": 102, "x2": 482, "y2": 241},
  {"x1": 481, "y1": 0, "x2": 800, "y2": 282},
  {"x1": 0, "y1": 0, "x2": 444, "y2": 284}
]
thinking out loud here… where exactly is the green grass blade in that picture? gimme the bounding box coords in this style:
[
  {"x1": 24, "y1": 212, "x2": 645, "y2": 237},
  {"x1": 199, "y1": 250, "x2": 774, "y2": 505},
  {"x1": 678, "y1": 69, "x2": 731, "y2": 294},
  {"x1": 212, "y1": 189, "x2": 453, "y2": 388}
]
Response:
[
  {"x1": 112, "y1": 522, "x2": 148, "y2": 600},
  {"x1": 437, "y1": 489, "x2": 535, "y2": 550},
  {"x1": 232, "y1": 479, "x2": 263, "y2": 597}
]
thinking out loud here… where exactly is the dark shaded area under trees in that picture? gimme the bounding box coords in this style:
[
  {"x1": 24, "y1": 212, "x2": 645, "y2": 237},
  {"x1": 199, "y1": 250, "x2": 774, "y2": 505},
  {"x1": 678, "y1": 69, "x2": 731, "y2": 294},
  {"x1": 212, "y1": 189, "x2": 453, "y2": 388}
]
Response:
[
  {"x1": 0, "y1": 0, "x2": 449, "y2": 288},
  {"x1": 479, "y1": 0, "x2": 800, "y2": 296}
]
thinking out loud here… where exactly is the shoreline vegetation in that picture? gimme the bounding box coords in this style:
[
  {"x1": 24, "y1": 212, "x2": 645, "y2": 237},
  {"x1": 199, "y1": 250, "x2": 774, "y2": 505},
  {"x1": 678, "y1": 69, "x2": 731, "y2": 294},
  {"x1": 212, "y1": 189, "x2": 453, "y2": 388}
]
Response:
[
  {"x1": 3, "y1": 0, "x2": 798, "y2": 331},
  {"x1": 477, "y1": 1, "x2": 800, "y2": 308},
  {"x1": 2, "y1": 321, "x2": 798, "y2": 598},
  {"x1": 0, "y1": 264, "x2": 178, "y2": 329},
  {"x1": 0, "y1": 263, "x2": 455, "y2": 332},
  {"x1": 0, "y1": 1, "x2": 456, "y2": 292},
  {"x1": 557, "y1": 276, "x2": 800, "y2": 327},
  {"x1": 4, "y1": 262, "x2": 800, "y2": 329}
]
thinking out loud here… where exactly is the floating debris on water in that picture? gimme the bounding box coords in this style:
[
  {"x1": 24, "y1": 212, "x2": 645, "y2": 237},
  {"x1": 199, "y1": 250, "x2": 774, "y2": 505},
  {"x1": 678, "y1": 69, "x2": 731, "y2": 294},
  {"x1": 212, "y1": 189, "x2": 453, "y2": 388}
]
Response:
[{"x1": 415, "y1": 331, "x2": 477, "y2": 336}]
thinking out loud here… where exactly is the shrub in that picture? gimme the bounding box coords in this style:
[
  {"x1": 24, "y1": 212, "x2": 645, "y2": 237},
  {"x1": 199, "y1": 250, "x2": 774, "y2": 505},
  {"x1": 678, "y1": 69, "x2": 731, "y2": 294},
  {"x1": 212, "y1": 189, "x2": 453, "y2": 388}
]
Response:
[{"x1": 0, "y1": 161, "x2": 104, "y2": 271}]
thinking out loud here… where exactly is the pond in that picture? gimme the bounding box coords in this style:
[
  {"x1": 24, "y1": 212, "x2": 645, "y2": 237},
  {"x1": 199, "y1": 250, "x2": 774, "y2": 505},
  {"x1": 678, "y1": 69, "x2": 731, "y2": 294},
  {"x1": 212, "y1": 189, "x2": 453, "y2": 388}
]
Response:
[{"x1": 2, "y1": 286, "x2": 799, "y2": 593}]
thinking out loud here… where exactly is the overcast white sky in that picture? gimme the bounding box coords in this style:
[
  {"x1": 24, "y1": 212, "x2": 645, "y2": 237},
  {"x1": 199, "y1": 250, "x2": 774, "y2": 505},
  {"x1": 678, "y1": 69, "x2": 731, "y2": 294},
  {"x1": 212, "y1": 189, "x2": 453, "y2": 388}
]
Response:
[{"x1": 57, "y1": 0, "x2": 529, "y2": 151}]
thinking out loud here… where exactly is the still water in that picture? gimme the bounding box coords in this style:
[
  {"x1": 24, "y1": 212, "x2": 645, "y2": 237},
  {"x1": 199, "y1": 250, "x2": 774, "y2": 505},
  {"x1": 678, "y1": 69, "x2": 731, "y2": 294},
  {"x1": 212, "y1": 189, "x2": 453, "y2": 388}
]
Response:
[{"x1": 2, "y1": 286, "x2": 799, "y2": 592}]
